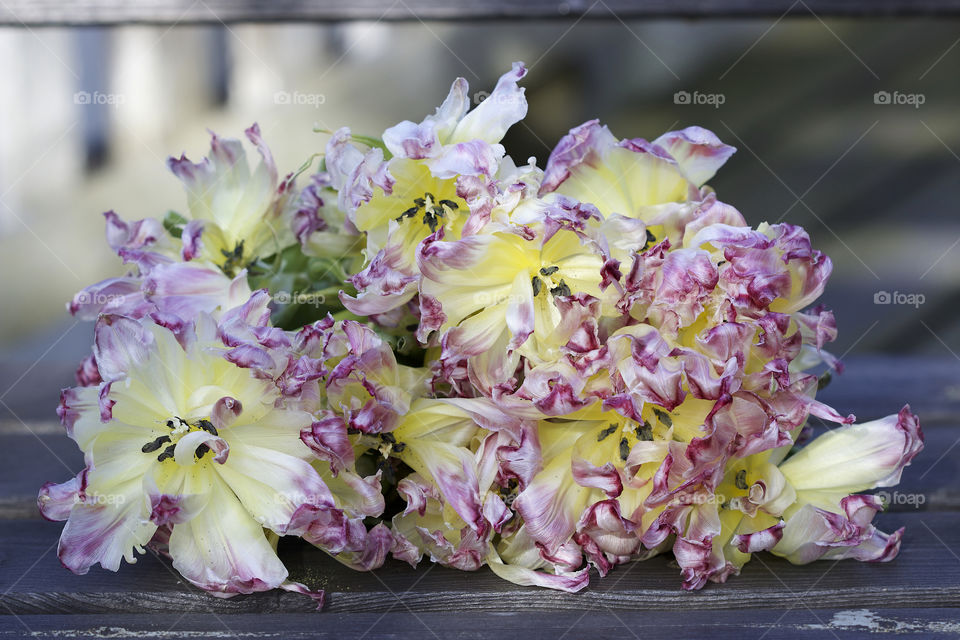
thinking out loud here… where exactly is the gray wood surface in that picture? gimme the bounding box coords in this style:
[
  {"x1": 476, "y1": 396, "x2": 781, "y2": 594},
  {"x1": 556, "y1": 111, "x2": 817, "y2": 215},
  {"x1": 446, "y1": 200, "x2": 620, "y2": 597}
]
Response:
[
  {"x1": 4, "y1": 609, "x2": 960, "y2": 639},
  {"x1": 1, "y1": 356, "x2": 956, "y2": 637},
  {"x1": 0, "y1": 512, "x2": 956, "y2": 615},
  {"x1": 3, "y1": 0, "x2": 960, "y2": 26}
]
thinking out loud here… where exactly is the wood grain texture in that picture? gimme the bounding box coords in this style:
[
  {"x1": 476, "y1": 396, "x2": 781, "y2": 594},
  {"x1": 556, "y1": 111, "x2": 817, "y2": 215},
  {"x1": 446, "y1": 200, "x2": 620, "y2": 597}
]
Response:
[
  {"x1": 1, "y1": 355, "x2": 955, "y2": 632},
  {"x1": 4, "y1": 609, "x2": 960, "y2": 638},
  {"x1": 814, "y1": 356, "x2": 960, "y2": 424},
  {"x1": 3, "y1": 0, "x2": 960, "y2": 25},
  {"x1": 0, "y1": 512, "x2": 955, "y2": 615},
  {"x1": 0, "y1": 362, "x2": 75, "y2": 423}
]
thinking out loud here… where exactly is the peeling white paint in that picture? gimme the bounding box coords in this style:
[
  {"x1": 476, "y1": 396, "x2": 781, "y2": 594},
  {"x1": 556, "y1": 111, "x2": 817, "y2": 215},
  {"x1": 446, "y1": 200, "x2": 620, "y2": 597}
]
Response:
[
  {"x1": 828, "y1": 609, "x2": 883, "y2": 630},
  {"x1": 25, "y1": 628, "x2": 281, "y2": 639},
  {"x1": 803, "y1": 609, "x2": 960, "y2": 634}
]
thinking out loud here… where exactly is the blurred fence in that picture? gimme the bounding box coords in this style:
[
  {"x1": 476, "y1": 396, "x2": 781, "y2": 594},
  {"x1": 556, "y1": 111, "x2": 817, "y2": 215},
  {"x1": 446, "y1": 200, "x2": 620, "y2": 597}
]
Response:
[{"x1": 0, "y1": 18, "x2": 958, "y2": 365}]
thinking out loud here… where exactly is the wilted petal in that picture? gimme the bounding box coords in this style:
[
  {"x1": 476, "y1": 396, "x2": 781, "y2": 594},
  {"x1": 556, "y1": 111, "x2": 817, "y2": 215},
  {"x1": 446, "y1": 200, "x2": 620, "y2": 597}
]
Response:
[
  {"x1": 37, "y1": 476, "x2": 82, "y2": 521},
  {"x1": 93, "y1": 315, "x2": 155, "y2": 383},
  {"x1": 486, "y1": 550, "x2": 589, "y2": 593},
  {"x1": 771, "y1": 495, "x2": 901, "y2": 565},
  {"x1": 733, "y1": 522, "x2": 785, "y2": 553},
  {"x1": 103, "y1": 211, "x2": 169, "y2": 254},
  {"x1": 144, "y1": 262, "x2": 251, "y2": 320},
  {"x1": 56, "y1": 477, "x2": 156, "y2": 574},
  {"x1": 69, "y1": 278, "x2": 149, "y2": 320},
  {"x1": 779, "y1": 406, "x2": 923, "y2": 509},
  {"x1": 427, "y1": 140, "x2": 505, "y2": 179},
  {"x1": 540, "y1": 119, "x2": 618, "y2": 195},
  {"x1": 326, "y1": 128, "x2": 394, "y2": 213},
  {"x1": 169, "y1": 478, "x2": 288, "y2": 596},
  {"x1": 300, "y1": 414, "x2": 354, "y2": 474},
  {"x1": 450, "y1": 62, "x2": 528, "y2": 146},
  {"x1": 652, "y1": 126, "x2": 736, "y2": 187}
]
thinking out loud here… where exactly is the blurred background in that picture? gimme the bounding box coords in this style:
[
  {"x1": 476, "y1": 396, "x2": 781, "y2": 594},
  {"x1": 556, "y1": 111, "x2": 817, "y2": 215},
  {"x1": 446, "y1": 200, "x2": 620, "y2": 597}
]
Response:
[{"x1": 0, "y1": 17, "x2": 957, "y2": 418}]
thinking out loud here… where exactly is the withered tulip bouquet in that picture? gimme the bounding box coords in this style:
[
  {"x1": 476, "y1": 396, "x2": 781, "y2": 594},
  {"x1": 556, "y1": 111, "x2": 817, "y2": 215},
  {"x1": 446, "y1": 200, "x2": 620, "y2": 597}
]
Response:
[{"x1": 40, "y1": 63, "x2": 923, "y2": 605}]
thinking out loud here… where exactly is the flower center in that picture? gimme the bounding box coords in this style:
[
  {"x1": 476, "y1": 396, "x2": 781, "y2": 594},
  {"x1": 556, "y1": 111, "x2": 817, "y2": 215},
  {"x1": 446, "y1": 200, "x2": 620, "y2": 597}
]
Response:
[
  {"x1": 220, "y1": 240, "x2": 245, "y2": 278},
  {"x1": 531, "y1": 265, "x2": 570, "y2": 298},
  {"x1": 141, "y1": 416, "x2": 219, "y2": 463},
  {"x1": 395, "y1": 192, "x2": 460, "y2": 234}
]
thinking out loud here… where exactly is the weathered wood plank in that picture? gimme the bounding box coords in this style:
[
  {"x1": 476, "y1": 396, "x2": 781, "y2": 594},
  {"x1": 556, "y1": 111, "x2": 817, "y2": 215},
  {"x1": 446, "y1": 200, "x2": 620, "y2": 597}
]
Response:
[
  {"x1": 3, "y1": 608, "x2": 960, "y2": 639},
  {"x1": 0, "y1": 512, "x2": 956, "y2": 615},
  {"x1": 3, "y1": 0, "x2": 960, "y2": 26},
  {"x1": 812, "y1": 355, "x2": 960, "y2": 423},
  {"x1": 0, "y1": 362, "x2": 75, "y2": 423}
]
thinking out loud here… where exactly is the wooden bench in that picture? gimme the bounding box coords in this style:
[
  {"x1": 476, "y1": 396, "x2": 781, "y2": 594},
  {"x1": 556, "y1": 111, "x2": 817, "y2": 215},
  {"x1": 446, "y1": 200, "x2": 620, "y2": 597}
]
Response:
[
  {"x1": 3, "y1": 0, "x2": 960, "y2": 24},
  {"x1": 1, "y1": 355, "x2": 958, "y2": 638},
  {"x1": 2, "y1": 2, "x2": 959, "y2": 637}
]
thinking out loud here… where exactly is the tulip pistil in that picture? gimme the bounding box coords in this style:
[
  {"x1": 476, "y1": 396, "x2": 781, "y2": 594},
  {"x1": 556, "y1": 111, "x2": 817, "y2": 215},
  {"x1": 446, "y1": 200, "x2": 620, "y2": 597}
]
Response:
[{"x1": 147, "y1": 416, "x2": 219, "y2": 463}]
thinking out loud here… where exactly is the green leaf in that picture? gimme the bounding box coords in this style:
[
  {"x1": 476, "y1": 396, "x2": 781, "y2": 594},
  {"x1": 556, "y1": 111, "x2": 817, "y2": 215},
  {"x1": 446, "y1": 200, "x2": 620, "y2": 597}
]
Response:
[{"x1": 162, "y1": 210, "x2": 188, "y2": 238}]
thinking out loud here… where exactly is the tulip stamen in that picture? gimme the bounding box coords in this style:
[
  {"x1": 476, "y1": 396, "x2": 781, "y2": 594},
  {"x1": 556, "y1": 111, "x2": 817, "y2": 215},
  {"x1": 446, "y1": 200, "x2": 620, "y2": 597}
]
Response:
[
  {"x1": 220, "y1": 240, "x2": 246, "y2": 277},
  {"x1": 157, "y1": 443, "x2": 177, "y2": 462},
  {"x1": 151, "y1": 416, "x2": 220, "y2": 463},
  {"x1": 498, "y1": 479, "x2": 520, "y2": 507},
  {"x1": 652, "y1": 407, "x2": 673, "y2": 428},
  {"x1": 142, "y1": 435, "x2": 171, "y2": 453},
  {"x1": 636, "y1": 420, "x2": 653, "y2": 441},
  {"x1": 643, "y1": 228, "x2": 656, "y2": 250},
  {"x1": 549, "y1": 279, "x2": 571, "y2": 298},
  {"x1": 734, "y1": 469, "x2": 748, "y2": 490},
  {"x1": 197, "y1": 419, "x2": 218, "y2": 436},
  {"x1": 396, "y1": 192, "x2": 460, "y2": 234},
  {"x1": 597, "y1": 423, "x2": 618, "y2": 442}
]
